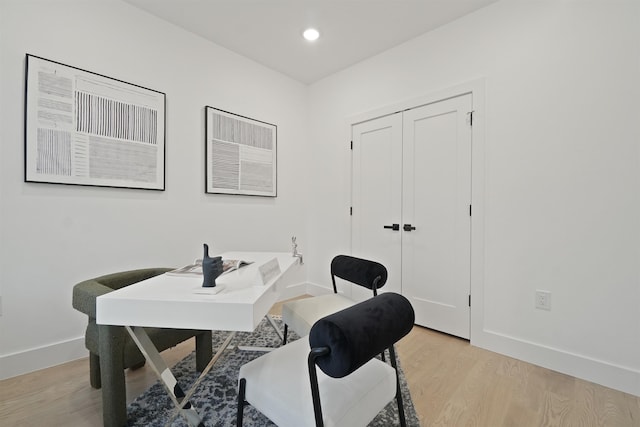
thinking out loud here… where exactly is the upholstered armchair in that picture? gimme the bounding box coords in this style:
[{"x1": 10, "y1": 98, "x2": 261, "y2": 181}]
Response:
[{"x1": 72, "y1": 268, "x2": 213, "y2": 427}]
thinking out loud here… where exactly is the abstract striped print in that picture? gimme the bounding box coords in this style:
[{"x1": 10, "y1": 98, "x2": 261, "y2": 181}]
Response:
[
  {"x1": 36, "y1": 128, "x2": 72, "y2": 176},
  {"x1": 75, "y1": 91, "x2": 158, "y2": 145},
  {"x1": 209, "y1": 113, "x2": 273, "y2": 150},
  {"x1": 210, "y1": 140, "x2": 240, "y2": 190}
]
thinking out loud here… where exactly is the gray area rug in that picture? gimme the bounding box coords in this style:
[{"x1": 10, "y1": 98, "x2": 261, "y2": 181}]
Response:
[{"x1": 128, "y1": 316, "x2": 420, "y2": 426}]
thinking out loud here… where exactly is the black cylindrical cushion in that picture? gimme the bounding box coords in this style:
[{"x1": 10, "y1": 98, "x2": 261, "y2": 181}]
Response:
[
  {"x1": 331, "y1": 255, "x2": 388, "y2": 290},
  {"x1": 308, "y1": 292, "x2": 415, "y2": 378}
]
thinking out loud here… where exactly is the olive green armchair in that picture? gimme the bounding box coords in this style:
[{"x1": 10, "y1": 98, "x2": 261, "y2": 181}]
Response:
[{"x1": 72, "y1": 268, "x2": 213, "y2": 427}]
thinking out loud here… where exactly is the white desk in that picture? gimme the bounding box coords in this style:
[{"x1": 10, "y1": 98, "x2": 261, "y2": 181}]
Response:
[
  {"x1": 96, "y1": 252, "x2": 301, "y2": 426},
  {"x1": 97, "y1": 252, "x2": 299, "y2": 331}
]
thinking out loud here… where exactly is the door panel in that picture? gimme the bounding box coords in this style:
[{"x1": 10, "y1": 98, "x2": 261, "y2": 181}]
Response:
[
  {"x1": 402, "y1": 94, "x2": 472, "y2": 338},
  {"x1": 351, "y1": 113, "x2": 403, "y2": 297}
]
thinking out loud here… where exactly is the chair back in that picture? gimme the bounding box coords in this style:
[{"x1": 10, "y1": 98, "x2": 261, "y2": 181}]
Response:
[
  {"x1": 309, "y1": 292, "x2": 414, "y2": 378},
  {"x1": 95, "y1": 268, "x2": 172, "y2": 291},
  {"x1": 330, "y1": 255, "x2": 388, "y2": 294},
  {"x1": 72, "y1": 268, "x2": 172, "y2": 319}
]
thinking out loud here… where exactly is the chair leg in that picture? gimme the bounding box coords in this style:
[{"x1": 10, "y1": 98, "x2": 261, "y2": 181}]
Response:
[
  {"x1": 395, "y1": 373, "x2": 407, "y2": 427},
  {"x1": 89, "y1": 352, "x2": 101, "y2": 389},
  {"x1": 195, "y1": 330, "x2": 213, "y2": 372},
  {"x1": 237, "y1": 378, "x2": 246, "y2": 427},
  {"x1": 388, "y1": 345, "x2": 407, "y2": 427},
  {"x1": 282, "y1": 324, "x2": 288, "y2": 345},
  {"x1": 98, "y1": 324, "x2": 127, "y2": 427}
]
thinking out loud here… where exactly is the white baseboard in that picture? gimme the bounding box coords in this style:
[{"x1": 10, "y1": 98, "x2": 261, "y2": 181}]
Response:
[
  {"x1": 277, "y1": 281, "x2": 332, "y2": 301},
  {"x1": 474, "y1": 328, "x2": 640, "y2": 397},
  {"x1": 0, "y1": 337, "x2": 87, "y2": 381},
  {"x1": 304, "y1": 282, "x2": 334, "y2": 296},
  {"x1": 277, "y1": 281, "x2": 309, "y2": 301}
]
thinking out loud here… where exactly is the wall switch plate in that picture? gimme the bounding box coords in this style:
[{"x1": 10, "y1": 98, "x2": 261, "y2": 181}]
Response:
[{"x1": 535, "y1": 290, "x2": 551, "y2": 310}]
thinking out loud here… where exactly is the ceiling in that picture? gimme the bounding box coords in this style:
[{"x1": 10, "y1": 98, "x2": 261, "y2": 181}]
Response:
[{"x1": 124, "y1": 0, "x2": 498, "y2": 85}]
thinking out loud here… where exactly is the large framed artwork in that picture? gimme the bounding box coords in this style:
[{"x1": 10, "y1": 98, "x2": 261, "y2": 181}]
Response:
[
  {"x1": 24, "y1": 54, "x2": 166, "y2": 190},
  {"x1": 205, "y1": 106, "x2": 277, "y2": 197}
]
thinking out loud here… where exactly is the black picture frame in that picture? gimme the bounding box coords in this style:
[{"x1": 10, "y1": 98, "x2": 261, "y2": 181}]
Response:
[
  {"x1": 205, "y1": 106, "x2": 277, "y2": 197},
  {"x1": 24, "y1": 54, "x2": 166, "y2": 190}
]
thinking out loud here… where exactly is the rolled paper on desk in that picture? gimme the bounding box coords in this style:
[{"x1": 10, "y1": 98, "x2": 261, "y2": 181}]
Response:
[{"x1": 202, "y1": 243, "x2": 223, "y2": 287}]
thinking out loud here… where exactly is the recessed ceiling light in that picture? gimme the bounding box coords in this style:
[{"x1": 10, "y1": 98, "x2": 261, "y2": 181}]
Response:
[{"x1": 303, "y1": 28, "x2": 320, "y2": 41}]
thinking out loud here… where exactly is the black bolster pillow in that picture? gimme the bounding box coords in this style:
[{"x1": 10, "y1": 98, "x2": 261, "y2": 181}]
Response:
[
  {"x1": 332, "y1": 255, "x2": 388, "y2": 290},
  {"x1": 308, "y1": 292, "x2": 415, "y2": 378}
]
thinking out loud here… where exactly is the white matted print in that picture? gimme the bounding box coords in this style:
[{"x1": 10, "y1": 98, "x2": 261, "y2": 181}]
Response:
[
  {"x1": 205, "y1": 106, "x2": 277, "y2": 197},
  {"x1": 24, "y1": 54, "x2": 165, "y2": 190}
]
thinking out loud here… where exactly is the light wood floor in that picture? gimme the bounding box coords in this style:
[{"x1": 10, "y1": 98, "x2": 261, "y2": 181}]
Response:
[{"x1": 1, "y1": 300, "x2": 638, "y2": 426}]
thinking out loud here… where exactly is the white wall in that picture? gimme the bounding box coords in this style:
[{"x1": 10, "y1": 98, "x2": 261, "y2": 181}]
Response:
[
  {"x1": 0, "y1": 0, "x2": 309, "y2": 378},
  {"x1": 307, "y1": 0, "x2": 640, "y2": 396}
]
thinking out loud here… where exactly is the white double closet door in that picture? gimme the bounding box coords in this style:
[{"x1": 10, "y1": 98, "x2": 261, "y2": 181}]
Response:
[{"x1": 351, "y1": 94, "x2": 472, "y2": 339}]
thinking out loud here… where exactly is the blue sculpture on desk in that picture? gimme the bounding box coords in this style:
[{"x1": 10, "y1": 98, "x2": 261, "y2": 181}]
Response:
[{"x1": 202, "y1": 243, "x2": 223, "y2": 287}]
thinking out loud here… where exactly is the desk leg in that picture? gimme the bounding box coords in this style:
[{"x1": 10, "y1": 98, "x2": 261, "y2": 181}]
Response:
[
  {"x1": 165, "y1": 331, "x2": 236, "y2": 426},
  {"x1": 236, "y1": 314, "x2": 283, "y2": 352},
  {"x1": 266, "y1": 314, "x2": 284, "y2": 341},
  {"x1": 126, "y1": 326, "x2": 204, "y2": 427}
]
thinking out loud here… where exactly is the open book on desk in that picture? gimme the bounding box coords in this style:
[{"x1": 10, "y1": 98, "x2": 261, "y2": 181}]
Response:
[
  {"x1": 221, "y1": 258, "x2": 254, "y2": 274},
  {"x1": 166, "y1": 258, "x2": 254, "y2": 277}
]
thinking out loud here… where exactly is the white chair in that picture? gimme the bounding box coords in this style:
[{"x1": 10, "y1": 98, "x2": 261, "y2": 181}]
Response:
[
  {"x1": 237, "y1": 292, "x2": 414, "y2": 427},
  {"x1": 281, "y1": 254, "x2": 387, "y2": 344}
]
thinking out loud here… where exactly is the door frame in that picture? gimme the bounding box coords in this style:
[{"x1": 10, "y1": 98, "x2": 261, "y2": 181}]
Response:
[{"x1": 348, "y1": 79, "x2": 486, "y2": 343}]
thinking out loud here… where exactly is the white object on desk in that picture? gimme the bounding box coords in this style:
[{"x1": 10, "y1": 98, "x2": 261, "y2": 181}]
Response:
[{"x1": 258, "y1": 257, "x2": 281, "y2": 285}]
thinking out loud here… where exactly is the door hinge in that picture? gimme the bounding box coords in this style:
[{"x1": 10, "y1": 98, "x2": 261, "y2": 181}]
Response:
[
  {"x1": 469, "y1": 295, "x2": 471, "y2": 307},
  {"x1": 469, "y1": 205, "x2": 472, "y2": 216},
  {"x1": 350, "y1": 140, "x2": 353, "y2": 150},
  {"x1": 467, "y1": 111, "x2": 474, "y2": 126},
  {"x1": 350, "y1": 206, "x2": 353, "y2": 216}
]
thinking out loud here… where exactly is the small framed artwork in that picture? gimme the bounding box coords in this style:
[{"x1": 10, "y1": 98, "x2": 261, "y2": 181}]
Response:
[
  {"x1": 24, "y1": 54, "x2": 166, "y2": 190},
  {"x1": 205, "y1": 106, "x2": 277, "y2": 197}
]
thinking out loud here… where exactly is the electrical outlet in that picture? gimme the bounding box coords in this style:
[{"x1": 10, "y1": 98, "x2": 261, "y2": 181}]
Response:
[{"x1": 535, "y1": 290, "x2": 551, "y2": 310}]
